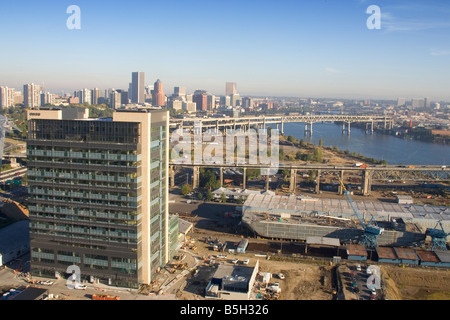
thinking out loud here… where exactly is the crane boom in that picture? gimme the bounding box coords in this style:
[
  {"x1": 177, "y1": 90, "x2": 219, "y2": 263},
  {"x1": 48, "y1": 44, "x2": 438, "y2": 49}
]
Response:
[{"x1": 338, "y1": 177, "x2": 384, "y2": 247}]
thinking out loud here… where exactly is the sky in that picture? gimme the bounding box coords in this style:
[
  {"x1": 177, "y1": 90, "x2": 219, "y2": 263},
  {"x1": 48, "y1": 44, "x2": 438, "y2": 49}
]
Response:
[{"x1": 1, "y1": 0, "x2": 450, "y2": 100}]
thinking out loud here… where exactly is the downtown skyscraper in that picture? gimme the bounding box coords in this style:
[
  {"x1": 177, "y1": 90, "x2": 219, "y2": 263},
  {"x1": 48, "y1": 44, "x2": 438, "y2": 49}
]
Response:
[
  {"x1": 131, "y1": 72, "x2": 145, "y2": 104},
  {"x1": 26, "y1": 107, "x2": 178, "y2": 288},
  {"x1": 152, "y1": 79, "x2": 166, "y2": 107}
]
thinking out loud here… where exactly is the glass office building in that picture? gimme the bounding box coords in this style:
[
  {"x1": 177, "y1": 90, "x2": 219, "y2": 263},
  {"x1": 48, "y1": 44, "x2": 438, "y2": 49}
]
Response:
[{"x1": 27, "y1": 108, "x2": 176, "y2": 288}]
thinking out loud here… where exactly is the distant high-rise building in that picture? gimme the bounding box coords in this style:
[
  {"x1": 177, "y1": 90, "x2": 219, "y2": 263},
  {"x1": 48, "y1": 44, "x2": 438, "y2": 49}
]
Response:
[
  {"x1": 206, "y1": 94, "x2": 216, "y2": 111},
  {"x1": 183, "y1": 101, "x2": 196, "y2": 113},
  {"x1": 220, "y1": 95, "x2": 231, "y2": 106},
  {"x1": 23, "y1": 83, "x2": 42, "y2": 109},
  {"x1": 109, "y1": 90, "x2": 122, "y2": 109},
  {"x1": 226, "y1": 82, "x2": 237, "y2": 97},
  {"x1": 397, "y1": 98, "x2": 406, "y2": 107},
  {"x1": 424, "y1": 97, "x2": 431, "y2": 108},
  {"x1": 242, "y1": 97, "x2": 254, "y2": 110},
  {"x1": 193, "y1": 90, "x2": 208, "y2": 111},
  {"x1": 92, "y1": 88, "x2": 102, "y2": 105},
  {"x1": 131, "y1": 72, "x2": 145, "y2": 104},
  {"x1": 412, "y1": 98, "x2": 425, "y2": 109},
  {"x1": 27, "y1": 108, "x2": 176, "y2": 288},
  {"x1": 230, "y1": 93, "x2": 241, "y2": 107},
  {"x1": 173, "y1": 86, "x2": 186, "y2": 98},
  {"x1": 152, "y1": 79, "x2": 166, "y2": 107},
  {"x1": 78, "y1": 88, "x2": 92, "y2": 105},
  {"x1": 40, "y1": 92, "x2": 55, "y2": 106},
  {"x1": 0, "y1": 87, "x2": 15, "y2": 108}
]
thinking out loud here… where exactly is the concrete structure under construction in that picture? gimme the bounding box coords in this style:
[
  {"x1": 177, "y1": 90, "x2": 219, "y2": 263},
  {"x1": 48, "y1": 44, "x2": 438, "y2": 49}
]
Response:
[{"x1": 241, "y1": 193, "x2": 450, "y2": 247}]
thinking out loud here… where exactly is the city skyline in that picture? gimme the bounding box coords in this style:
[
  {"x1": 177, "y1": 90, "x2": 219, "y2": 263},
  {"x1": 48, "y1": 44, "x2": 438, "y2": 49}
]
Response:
[{"x1": 1, "y1": 1, "x2": 450, "y2": 100}]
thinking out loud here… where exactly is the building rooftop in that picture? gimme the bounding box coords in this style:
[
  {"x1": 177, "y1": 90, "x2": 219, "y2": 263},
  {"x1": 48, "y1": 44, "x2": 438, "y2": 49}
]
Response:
[
  {"x1": 434, "y1": 250, "x2": 450, "y2": 263},
  {"x1": 376, "y1": 247, "x2": 398, "y2": 260},
  {"x1": 9, "y1": 287, "x2": 48, "y2": 300},
  {"x1": 212, "y1": 264, "x2": 255, "y2": 292},
  {"x1": 346, "y1": 244, "x2": 368, "y2": 257},
  {"x1": 414, "y1": 250, "x2": 440, "y2": 263},
  {"x1": 393, "y1": 247, "x2": 419, "y2": 261},
  {"x1": 243, "y1": 193, "x2": 450, "y2": 224}
]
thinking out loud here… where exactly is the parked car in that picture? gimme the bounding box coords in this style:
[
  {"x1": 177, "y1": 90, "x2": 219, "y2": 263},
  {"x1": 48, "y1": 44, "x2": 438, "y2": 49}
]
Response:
[{"x1": 75, "y1": 284, "x2": 87, "y2": 290}]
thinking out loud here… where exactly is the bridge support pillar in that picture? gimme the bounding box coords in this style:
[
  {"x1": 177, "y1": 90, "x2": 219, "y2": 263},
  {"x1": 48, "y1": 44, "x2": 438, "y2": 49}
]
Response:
[
  {"x1": 315, "y1": 169, "x2": 321, "y2": 194},
  {"x1": 289, "y1": 169, "x2": 297, "y2": 193},
  {"x1": 304, "y1": 122, "x2": 313, "y2": 136},
  {"x1": 281, "y1": 119, "x2": 284, "y2": 135},
  {"x1": 192, "y1": 166, "x2": 200, "y2": 189},
  {"x1": 265, "y1": 174, "x2": 270, "y2": 191},
  {"x1": 362, "y1": 169, "x2": 372, "y2": 196},
  {"x1": 347, "y1": 121, "x2": 351, "y2": 135},
  {"x1": 338, "y1": 170, "x2": 345, "y2": 195},
  {"x1": 220, "y1": 167, "x2": 223, "y2": 187},
  {"x1": 243, "y1": 168, "x2": 247, "y2": 189}
]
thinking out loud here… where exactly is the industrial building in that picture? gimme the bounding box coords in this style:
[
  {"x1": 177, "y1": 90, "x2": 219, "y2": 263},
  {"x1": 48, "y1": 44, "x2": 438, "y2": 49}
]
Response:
[
  {"x1": 346, "y1": 244, "x2": 368, "y2": 261},
  {"x1": 241, "y1": 193, "x2": 449, "y2": 247},
  {"x1": 26, "y1": 107, "x2": 178, "y2": 288},
  {"x1": 205, "y1": 260, "x2": 259, "y2": 300}
]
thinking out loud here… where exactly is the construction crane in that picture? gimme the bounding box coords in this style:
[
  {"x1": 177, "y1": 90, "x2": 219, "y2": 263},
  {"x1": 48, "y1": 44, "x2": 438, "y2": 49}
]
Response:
[
  {"x1": 426, "y1": 221, "x2": 448, "y2": 251},
  {"x1": 338, "y1": 178, "x2": 384, "y2": 248}
]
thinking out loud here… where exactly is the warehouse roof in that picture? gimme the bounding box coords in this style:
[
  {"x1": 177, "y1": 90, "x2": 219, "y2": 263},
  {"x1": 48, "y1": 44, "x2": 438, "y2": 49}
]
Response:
[
  {"x1": 394, "y1": 247, "x2": 419, "y2": 261},
  {"x1": 414, "y1": 250, "x2": 440, "y2": 263},
  {"x1": 434, "y1": 250, "x2": 450, "y2": 263},
  {"x1": 243, "y1": 194, "x2": 450, "y2": 223},
  {"x1": 346, "y1": 244, "x2": 368, "y2": 257},
  {"x1": 307, "y1": 236, "x2": 340, "y2": 247},
  {"x1": 376, "y1": 247, "x2": 398, "y2": 260}
]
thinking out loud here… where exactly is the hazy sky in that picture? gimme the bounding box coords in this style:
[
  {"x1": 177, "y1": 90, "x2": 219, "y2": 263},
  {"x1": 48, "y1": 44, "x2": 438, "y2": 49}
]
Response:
[{"x1": 1, "y1": 0, "x2": 450, "y2": 100}]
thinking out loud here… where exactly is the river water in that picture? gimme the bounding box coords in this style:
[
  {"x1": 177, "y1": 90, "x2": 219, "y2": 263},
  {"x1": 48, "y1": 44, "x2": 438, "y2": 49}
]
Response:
[{"x1": 282, "y1": 122, "x2": 449, "y2": 165}]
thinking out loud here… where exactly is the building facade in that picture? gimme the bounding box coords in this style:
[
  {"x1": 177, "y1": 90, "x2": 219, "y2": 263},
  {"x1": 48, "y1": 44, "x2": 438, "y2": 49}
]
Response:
[
  {"x1": 23, "y1": 83, "x2": 41, "y2": 109},
  {"x1": 27, "y1": 108, "x2": 174, "y2": 288},
  {"x1": 225, "y1": 82, "x2": 237, "y2": 97},
  {"x1": 152, "y1": 79, "x2": 166, "y2": 107},
  {"x1": 131, "y1": 72, "x2": 145, "y2": 104},
  {"x1": 0, "y1": 87, "x2": 15, "y2": 108}
]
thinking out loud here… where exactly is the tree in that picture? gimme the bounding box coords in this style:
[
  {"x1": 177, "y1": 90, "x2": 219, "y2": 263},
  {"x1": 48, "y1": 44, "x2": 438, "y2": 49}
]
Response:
[
  {"x1": 199, "y1": 168, "x2": 220, "y2": 190},
  {"x1": 180, "y1": 184, "x2": 193, "y2": 196},
  {"x1": 220, "y1": 193, "x2": 227, "y2": 203},
  {"x1": 295, "y1": 151, "x2": 302, "y2": 160},
  {"x1": 282, "y1": 169, "x2": 290, "y2": 181},
  {"x1": 313, "y1": 148, "x2": 323, "y2": 163},
  {"x1": 319, "y1": 138, "x2": 323, "y2": 147},
  {"x1": 287, "y1": 135, "x2": 297, "y2": 143},
  {"x1": 206, "y1": 189, "x2": 213, "y2": 201}
]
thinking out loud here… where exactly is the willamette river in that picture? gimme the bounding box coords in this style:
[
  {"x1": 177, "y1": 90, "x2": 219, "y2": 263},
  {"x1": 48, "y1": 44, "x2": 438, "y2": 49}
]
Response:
[{"x1": 282, "y1": 122, "x2": 449, "y2": 166}]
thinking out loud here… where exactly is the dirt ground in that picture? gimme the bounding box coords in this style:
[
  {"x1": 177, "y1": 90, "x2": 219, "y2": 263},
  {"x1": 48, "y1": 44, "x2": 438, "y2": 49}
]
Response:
[
  {"x1": 259, "y1": 259, "x2": 333, "y2": 300},
  {"x1": 173, "y1": 234, "x2": 334, "y2": 300},
  {"x1": 381, "y1": 265, "x2": 450, "y2": 300}
]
